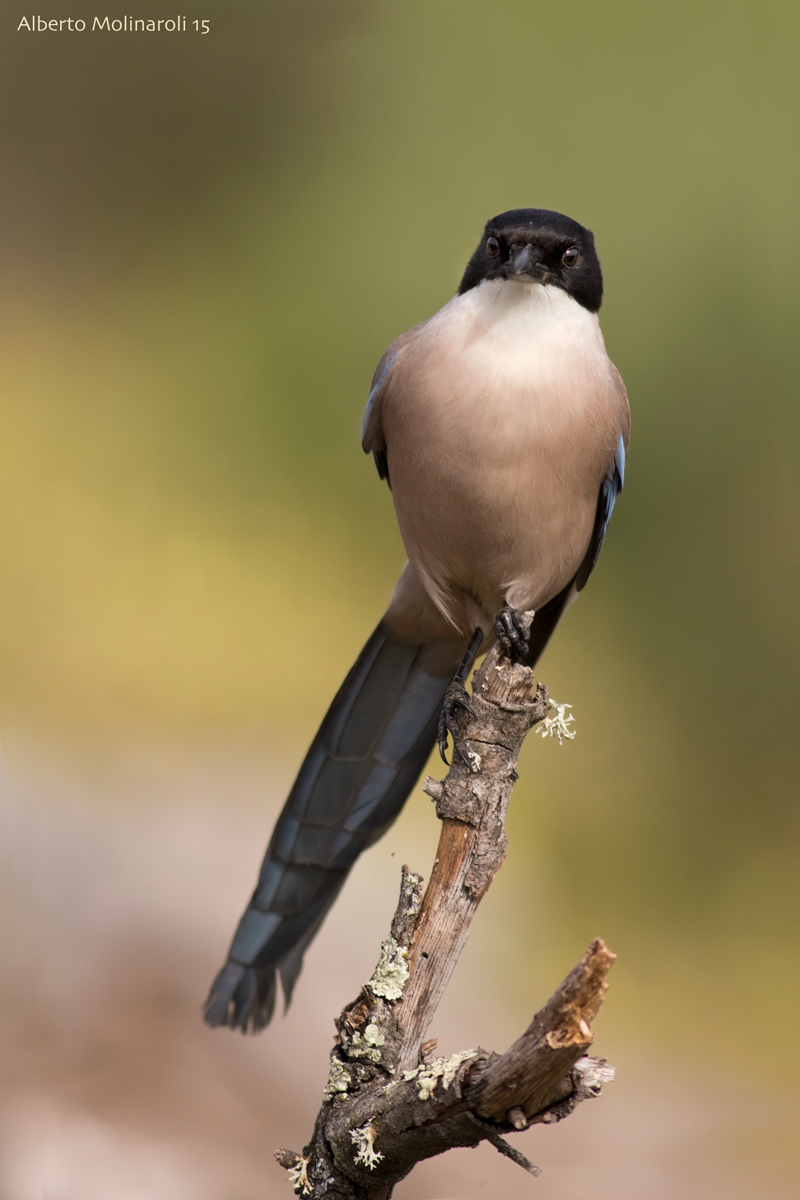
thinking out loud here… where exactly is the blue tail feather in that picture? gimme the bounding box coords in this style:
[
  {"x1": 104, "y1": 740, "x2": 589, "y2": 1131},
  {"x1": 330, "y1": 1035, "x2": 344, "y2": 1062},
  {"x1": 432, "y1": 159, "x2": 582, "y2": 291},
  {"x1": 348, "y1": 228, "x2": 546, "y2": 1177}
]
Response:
[{"x1": 203, "y1": 623, "x2": 453, "y2": 1033}]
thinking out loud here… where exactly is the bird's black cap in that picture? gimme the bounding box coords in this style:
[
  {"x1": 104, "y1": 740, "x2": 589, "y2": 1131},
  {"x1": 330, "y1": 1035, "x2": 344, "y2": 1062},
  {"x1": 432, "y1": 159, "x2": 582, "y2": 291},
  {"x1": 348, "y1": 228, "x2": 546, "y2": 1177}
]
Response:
[{"x1": 458, "y1": 208, "x2": 603, "y2": 313}]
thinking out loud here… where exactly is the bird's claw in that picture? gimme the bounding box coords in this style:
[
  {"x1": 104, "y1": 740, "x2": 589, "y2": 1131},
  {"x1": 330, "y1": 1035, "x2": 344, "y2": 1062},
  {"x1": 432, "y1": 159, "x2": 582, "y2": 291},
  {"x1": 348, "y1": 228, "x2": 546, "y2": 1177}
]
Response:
[
  {"x1": 437, "y1": 680, "x2": 476, "y2": 765},
  {"x1": 494, "y1": 605, "x2": 531, "y2": 664}
]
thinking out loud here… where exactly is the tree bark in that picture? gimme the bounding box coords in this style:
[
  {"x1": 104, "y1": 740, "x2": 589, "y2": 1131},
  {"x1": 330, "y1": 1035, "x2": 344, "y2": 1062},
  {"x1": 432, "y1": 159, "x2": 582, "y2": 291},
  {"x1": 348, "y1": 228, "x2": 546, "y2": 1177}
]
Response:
[{"x1": 276, "y1": 646, "x2": 616, "y2": 1198}]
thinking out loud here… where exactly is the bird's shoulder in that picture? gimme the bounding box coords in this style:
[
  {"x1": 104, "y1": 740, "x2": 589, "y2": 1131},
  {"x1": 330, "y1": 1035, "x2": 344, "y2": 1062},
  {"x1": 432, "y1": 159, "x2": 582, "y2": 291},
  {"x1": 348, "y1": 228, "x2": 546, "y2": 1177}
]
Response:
[
  {"x1": 361, "y1": 322, "x2": 426, "y2": 456},
  {"x1": 606, "y1": 358, "x2": 631, "y2": 449}
]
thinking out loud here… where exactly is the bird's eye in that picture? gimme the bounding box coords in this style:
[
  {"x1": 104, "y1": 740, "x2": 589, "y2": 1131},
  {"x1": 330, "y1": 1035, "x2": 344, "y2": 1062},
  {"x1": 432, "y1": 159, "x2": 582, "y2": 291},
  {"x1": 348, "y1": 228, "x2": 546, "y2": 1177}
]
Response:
[
  {"x1": 562, "y1": 246, "x2": 580, "y2": 266},
  {"x1": 486, "y1": 237, "x2": 500, "y2": 257}
]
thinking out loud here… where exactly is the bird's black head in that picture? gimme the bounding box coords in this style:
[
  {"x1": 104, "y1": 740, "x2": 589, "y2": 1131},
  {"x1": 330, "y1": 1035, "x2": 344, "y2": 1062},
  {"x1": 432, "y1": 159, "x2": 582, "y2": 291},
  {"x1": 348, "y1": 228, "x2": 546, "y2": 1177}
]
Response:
[{"x1": 458, "y1": 208, "x2": 603, "y2": 312}]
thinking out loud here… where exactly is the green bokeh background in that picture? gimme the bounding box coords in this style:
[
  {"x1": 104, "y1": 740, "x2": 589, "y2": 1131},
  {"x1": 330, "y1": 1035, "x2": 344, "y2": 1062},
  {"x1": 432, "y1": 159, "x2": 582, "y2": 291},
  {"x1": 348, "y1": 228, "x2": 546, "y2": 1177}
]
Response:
[{"x1": 2, "y1": 0, "x2": 798, "y2": 1092}]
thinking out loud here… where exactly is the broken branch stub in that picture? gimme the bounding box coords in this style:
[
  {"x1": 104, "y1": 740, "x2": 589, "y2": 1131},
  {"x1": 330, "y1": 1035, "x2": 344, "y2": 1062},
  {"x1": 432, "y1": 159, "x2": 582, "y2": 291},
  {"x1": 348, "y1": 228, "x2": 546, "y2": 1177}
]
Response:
[
  {"x1": 276, "y1": 647, "x2": 617, "y2": 1199},
  {"x1": 468, "y1": 938, "x2": 617, "y2": 1123}
]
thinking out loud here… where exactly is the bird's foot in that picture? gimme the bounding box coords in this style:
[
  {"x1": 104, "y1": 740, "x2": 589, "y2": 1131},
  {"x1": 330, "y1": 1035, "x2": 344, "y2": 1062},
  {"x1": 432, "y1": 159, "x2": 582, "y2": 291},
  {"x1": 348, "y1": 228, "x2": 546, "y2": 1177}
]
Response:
[
  {"x1": 437, "y1": 680, "x2": 476, "y2": 765},
  {"x1": 494, "y1": 605, "x2": 531, "y2": 664}
]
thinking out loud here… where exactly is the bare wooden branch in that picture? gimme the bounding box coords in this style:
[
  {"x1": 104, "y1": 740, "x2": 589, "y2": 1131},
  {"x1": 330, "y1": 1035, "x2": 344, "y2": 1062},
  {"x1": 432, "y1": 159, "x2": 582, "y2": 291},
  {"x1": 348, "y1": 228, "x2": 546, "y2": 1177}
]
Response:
[
  {"x1": 470, "y1": 938, "x2": 617, "y2": 1123},
  {"x1": 393, "y1": 652, "x2": 548, "y2": 1072},
  {"x1": 275, "y1": 647, "x2": 617, "y2": 1199}
]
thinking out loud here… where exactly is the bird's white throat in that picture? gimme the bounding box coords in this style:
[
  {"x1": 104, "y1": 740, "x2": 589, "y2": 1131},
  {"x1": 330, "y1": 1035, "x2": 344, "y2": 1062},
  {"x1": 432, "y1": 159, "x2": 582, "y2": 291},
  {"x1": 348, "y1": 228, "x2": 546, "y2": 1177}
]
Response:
[{"x1": 462, "y1": 276, "x2": 602, "y2": 344}]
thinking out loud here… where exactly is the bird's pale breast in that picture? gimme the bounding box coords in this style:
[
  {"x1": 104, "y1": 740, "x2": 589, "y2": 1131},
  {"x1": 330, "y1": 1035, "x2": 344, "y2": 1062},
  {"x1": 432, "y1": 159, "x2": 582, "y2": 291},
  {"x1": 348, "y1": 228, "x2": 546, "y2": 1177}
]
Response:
[{"x1": 382, "y1": 280, "x2": 626, "y2": 629}]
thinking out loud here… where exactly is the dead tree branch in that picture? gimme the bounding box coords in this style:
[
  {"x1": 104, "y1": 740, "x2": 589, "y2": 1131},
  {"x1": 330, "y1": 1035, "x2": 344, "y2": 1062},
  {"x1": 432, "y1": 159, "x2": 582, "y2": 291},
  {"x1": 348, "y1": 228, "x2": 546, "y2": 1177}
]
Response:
[{"x1": 276, "y1": 646, "x2": 617, "y2": 1198}]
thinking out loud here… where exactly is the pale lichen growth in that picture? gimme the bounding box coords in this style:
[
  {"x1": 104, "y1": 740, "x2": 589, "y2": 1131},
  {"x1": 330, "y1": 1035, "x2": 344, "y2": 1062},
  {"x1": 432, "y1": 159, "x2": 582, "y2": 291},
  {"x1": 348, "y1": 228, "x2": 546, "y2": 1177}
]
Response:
[
  {"x1": 536, "y1": 697, "x2": 576, "y2": 744},
  {"x1": 350, "y1": 1121, "x2": 383, "y2": 1170},
  {"x1": 467, "y1": 750, "x2": 482, "y2": 774},
  {"x1": 402, "y1": 1049, "x2": 477, "y2": 1100},
  {"x1": 287, "y1": 1154, "x2": 312, "y2": 1195},
  {"x1": 400, "y1": 871, "x2": 423, "y2": 905},
  {"x1": 324, "y1": 1058, "x2": 352, "y2": 1097},
  {"x1": 341, "y1": 1021, "x2": 386, "y2": 1063},
  {"x1": 368, "y1": 936, "x2": 409, "y2": 1001}
]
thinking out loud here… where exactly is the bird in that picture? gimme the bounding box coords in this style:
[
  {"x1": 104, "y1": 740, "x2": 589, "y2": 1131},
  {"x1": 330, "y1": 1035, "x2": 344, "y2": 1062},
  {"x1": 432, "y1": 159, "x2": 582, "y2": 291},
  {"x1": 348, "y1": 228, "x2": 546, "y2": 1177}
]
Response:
[{"x1": 204, "y1": 208, "x2": 630, "y2": 1033}]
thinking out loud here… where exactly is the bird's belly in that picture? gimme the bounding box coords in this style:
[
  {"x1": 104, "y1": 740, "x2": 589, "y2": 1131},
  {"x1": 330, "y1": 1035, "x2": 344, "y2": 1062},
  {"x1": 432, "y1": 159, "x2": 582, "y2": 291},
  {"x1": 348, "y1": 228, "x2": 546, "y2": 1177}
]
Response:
[{"x1": 385, "y1": 358, "x2": 616, "y2": 624}]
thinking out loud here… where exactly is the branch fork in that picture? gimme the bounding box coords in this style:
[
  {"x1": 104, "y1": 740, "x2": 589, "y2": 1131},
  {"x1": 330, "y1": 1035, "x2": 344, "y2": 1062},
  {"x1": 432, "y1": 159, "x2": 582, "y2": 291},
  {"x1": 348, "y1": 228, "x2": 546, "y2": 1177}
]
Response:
[{"x1": 276, "y1": 646, "x2": 617, "y2": 1198}]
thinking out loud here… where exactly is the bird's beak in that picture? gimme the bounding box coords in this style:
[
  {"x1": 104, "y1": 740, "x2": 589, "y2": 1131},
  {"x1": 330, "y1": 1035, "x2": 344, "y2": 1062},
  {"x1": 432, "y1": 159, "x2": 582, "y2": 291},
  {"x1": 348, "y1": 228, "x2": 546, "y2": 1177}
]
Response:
[{"x1": 506, "y1": 244, "x2": 543, "y2": 282}]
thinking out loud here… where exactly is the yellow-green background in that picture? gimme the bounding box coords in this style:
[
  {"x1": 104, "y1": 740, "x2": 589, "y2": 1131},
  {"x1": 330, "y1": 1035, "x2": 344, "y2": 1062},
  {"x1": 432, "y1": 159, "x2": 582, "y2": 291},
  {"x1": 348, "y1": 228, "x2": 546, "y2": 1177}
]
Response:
[{"x1": 2, "y1": 0, "x2": 798, "y2": 1116}]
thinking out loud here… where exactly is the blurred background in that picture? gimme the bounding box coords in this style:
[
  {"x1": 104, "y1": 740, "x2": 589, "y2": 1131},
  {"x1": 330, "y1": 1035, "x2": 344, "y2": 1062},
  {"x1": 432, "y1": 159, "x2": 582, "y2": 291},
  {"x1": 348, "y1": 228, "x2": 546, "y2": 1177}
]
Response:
[{"x1": 1, "y1": 1, "x2": 798, "y2": 1197}]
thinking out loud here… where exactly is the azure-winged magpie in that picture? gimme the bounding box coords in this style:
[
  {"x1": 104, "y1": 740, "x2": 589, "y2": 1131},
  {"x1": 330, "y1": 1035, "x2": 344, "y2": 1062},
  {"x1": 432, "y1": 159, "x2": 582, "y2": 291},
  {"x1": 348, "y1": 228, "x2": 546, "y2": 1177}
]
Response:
[{"x1": 204, "y1": 208, "x2": 630, "y2": 1032}]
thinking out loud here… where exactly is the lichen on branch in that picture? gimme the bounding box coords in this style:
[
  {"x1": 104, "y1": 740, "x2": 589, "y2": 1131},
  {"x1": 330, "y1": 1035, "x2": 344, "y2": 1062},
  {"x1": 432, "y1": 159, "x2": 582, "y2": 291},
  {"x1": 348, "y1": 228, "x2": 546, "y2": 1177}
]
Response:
[{"x1": 276, "y1": 647, "x2": 617, "y2": 1199}]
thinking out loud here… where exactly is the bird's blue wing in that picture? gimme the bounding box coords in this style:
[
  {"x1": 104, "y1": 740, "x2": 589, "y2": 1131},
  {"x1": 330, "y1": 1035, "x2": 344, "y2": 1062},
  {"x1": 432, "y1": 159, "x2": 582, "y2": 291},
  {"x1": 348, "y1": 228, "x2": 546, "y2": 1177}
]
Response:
[
  {"x1": 574, "y1": 434, "x2": 626, "y2": 591},
  {"x1": 362, "y1": 326, "x2": 424, "y2": 487},
  {"x1": 361, "y1": 351, "x2": 397, "y2": 485}
]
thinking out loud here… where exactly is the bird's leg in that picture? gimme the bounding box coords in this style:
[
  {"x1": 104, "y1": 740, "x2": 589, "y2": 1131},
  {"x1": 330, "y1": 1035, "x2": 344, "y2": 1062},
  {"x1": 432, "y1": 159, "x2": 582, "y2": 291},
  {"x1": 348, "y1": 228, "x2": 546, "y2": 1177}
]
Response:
[
  {"x1": 494, "y1": 605, "x2": 532, "y2": 664},
  {"x1": 437, "y1": 627, "x2": 485, "y2": 764}
]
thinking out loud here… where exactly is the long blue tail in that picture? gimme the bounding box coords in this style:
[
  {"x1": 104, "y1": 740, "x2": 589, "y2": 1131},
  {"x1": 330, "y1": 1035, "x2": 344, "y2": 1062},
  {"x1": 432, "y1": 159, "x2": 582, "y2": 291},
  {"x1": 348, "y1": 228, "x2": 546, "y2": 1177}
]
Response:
[{"x1": 203, "y1": 623, "x2": 454, "y2": 1032}]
